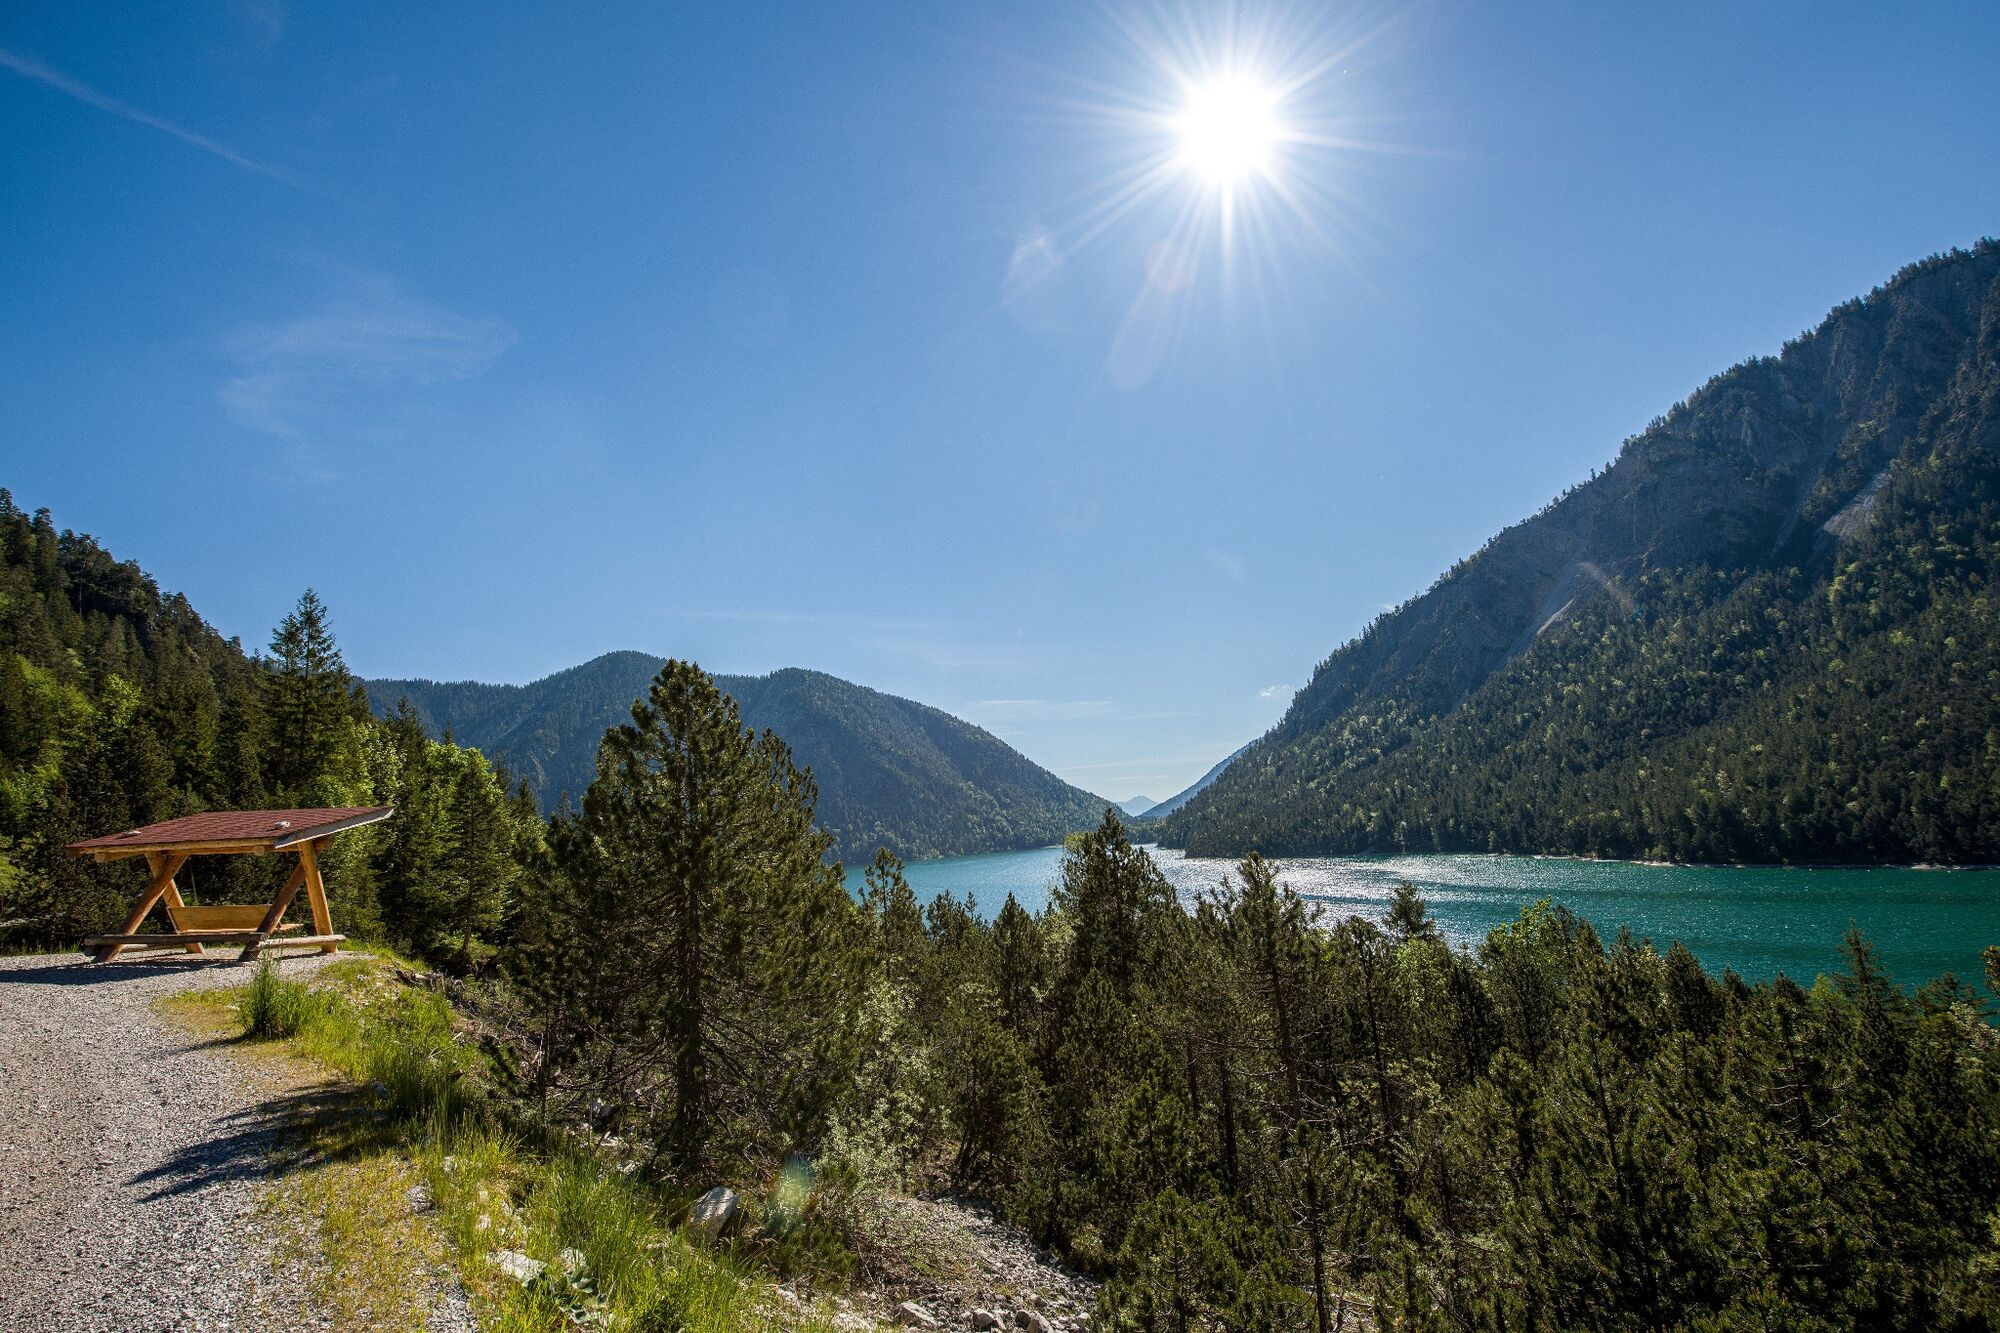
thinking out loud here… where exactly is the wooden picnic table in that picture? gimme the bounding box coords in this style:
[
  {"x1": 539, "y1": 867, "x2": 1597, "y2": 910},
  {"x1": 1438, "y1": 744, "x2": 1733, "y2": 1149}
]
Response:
[{"x1": 65, "y1": 807, "x2": 393, "y2": 963}]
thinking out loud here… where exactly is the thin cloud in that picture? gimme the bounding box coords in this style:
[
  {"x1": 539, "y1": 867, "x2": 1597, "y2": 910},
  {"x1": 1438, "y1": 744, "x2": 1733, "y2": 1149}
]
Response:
[
  {"x1": 1204, "y1": 548, "x2": 1247, "y2": 580},
  {"x1": 963, "y1": 698, "x2": 1116, "y2": 722},
  {"x1": 870, "y1": 633, "x2": 1046, "y2": 675},
  {"x1": 676, "y1": 609, "x2": 954, "y2": 633},
  {"x1": 219, "y1": 274, "x2": 516, "y2": 437},
  {"x1": 1002, "y1": 224, "x2": 1071, "y2": 330},
  {"x1": 0, "y1": 47, "x2": 308, "y2": 190},
  {"x1": 239, "y1": 1, "x2": 288, "y2": 50},
  {"x1": 1006, "y1": 227, "x2": 1061, "y2": 288},
  {"x1": 1258, "y1": 683, "x2": 1293, "y2": 699}
]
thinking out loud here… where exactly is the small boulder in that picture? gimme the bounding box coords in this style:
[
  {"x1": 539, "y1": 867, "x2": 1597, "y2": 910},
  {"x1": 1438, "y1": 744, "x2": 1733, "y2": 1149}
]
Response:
[
  {"x1": 687, "y1": 1186, "x2": 740, "y2": 1239},
  {"x1": 557, "y1": 1246, "x2": 588, "y2": 1277},
  {"x1": 1013, "y1": 1312, "x2": 1053, "y2": 1333},
  {"x1": 895, "y1": 1300, "x2": 939, "y2": 1328},
  {"x1": 972, "y1": 1310, "x2": 1003, "y2": 1330},
  {"x1": 404, "y1": 1184, "x2": 433, "y2": 1213},
  {"x1": 487, "y1": 1249, "x2": 545, "y2": 1285}
]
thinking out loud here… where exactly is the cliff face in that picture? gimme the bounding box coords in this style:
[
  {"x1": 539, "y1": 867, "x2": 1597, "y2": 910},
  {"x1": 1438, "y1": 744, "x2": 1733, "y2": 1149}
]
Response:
[{"x1": 1163, "y1": 242, "x2": 2000, "y2": 861}]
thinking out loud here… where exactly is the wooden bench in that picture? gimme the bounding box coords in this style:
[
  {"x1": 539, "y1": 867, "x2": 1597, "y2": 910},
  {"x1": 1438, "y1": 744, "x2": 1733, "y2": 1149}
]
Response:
[
  {"x1": 81, "y1": 931, "x2": 345, "y2": 950},
  {"x1": 67, "y1": 807, "x2": 393, "y2": 963},
  {"x1": 79, "y1": 901, "x2": 313, "y2": 959},
  {"x1": 166, "y1": 903, "x2": 303, "y2": 934}
]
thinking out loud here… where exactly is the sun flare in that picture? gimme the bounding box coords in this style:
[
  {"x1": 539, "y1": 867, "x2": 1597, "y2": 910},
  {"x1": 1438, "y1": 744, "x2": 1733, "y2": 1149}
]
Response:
[
  {"x1": 1172, "y1": 75, "x2": 1281, "y2": 186},
  {"x1": 1028, "y1": 5, "x2": 1386, "y2": 305}
]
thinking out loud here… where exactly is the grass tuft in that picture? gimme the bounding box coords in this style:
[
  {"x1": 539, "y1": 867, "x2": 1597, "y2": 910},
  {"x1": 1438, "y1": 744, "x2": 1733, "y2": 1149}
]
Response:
[{"x1": 242, "y1": 958, "x2": 326, "y2": 1038}]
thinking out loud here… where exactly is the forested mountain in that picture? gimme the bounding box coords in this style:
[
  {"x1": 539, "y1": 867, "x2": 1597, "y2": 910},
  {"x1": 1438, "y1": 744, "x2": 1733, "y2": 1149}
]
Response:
[
  {"x1": 0, "y1": 494, "x2": 542, "y2": 959},
  {"x1": 368, "y1": 654, "x2": 1107, "y2": 863},
  {"x1": 1163, "y1": 241, "x2": 2000, "y2": 863}
]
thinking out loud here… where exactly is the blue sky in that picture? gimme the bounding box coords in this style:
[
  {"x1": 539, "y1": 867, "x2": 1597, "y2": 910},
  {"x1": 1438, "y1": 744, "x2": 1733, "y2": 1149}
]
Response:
[{"x1": 5, "y1": 2, "x2": 1997, "y2": 803}]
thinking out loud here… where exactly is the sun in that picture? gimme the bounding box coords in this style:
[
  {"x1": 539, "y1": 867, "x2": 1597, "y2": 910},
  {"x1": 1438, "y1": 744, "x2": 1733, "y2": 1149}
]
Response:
[{"x1": 1172, "y1": 75, "x2": 1282, "y2": 187}]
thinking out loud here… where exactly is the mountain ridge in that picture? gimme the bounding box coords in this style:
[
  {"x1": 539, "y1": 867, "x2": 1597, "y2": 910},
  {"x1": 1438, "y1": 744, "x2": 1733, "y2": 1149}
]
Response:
[
  {"x1": 367, "y1": 653, "x2": 1109, "y2": 864},
  {"x1": 1161, "y1": 240, "x2": 2000, "y2": 863}
]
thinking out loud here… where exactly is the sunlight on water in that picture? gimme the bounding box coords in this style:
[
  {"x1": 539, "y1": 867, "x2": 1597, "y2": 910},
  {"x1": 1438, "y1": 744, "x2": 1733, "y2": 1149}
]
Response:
[{"x1": 849, "y1": 845, "x2": 2000, "y2": 989}]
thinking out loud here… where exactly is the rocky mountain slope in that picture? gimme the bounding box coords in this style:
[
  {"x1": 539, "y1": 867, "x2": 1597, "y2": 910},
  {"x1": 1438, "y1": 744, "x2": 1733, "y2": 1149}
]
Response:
[
  {"x1": 367, "y1": 653, "x2": 1108, "y2": 864},
  {"x1": 1161, "y1": 241, "x2": 2000, "y2": 863}
]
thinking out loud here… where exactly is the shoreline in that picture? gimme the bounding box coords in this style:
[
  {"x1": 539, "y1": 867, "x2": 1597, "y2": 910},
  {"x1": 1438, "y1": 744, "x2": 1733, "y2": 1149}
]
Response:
[{"x1": 1135, "y1": 844, "x2": 2000, "y2": 874}]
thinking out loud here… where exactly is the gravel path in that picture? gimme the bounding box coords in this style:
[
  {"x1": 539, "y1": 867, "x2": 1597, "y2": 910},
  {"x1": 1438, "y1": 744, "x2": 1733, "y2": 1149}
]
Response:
[{"x1": 0, "y1": 952, "x2": 339, "y2": 1333}]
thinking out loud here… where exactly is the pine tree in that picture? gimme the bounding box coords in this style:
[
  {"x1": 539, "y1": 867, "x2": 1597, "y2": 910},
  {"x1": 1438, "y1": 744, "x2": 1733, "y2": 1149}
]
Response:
[
  {"x1": 1220, "y1": 853, "x2": 1339, "y2": 1333},
  {"x1": 1386, "y1": 878, "x2": 1437, "y2": 943},
  {"x1": 860, "y1": 846, "x2": 927, "y2": 986},
  {"x1": 1054, "y1": 808, "x2": 1177, "y2": 1002},
  {"x1": 263, "y1": 589, "x2": 356, "y2": 800},
  {"x1": 521, "y1": 659, "x2": 866, "y2": 1174}
]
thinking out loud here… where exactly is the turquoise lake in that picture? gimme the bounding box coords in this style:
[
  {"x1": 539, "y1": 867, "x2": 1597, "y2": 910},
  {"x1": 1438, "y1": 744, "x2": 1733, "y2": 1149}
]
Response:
[{"x1": 847, "y1": 845, "x2": 2000, "y2": 988}]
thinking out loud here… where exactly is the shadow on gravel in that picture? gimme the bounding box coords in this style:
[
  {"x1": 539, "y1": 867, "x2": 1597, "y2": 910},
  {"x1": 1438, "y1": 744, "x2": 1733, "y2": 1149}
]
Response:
[
  {"x1": 0, "y1": 959, "x2": 251, "y2": 987},
  {"x1": 0, "y1": 956, "x2": 330, "y2": 987},
  {"x1": 129, "y1": 1084, "x2": 399, "y2": 1201}
]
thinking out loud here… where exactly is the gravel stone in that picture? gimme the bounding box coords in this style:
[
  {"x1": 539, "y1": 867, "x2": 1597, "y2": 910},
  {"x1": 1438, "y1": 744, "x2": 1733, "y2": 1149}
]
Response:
[{"x1": 0, "y1": 952, "x2": 341, "y2": 1332}]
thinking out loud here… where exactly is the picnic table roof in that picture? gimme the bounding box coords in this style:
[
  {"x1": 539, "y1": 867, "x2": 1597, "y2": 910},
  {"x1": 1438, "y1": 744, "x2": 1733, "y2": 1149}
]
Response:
[{"x1": 66, "y1": 806, "x2": 393, "y2": 859}]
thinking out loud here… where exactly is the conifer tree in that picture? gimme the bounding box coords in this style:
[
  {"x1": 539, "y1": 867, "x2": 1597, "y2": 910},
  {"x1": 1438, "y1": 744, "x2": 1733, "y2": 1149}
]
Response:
[
  {"x1": 860, "y1": 846, "x2": 927, "y2": 986},
  {"x1": 522, "y1": 659, "x2": 866, "y2": 1174},
  {"x1": 263, "y1": 588, "x2": 356, "y2": 799}
]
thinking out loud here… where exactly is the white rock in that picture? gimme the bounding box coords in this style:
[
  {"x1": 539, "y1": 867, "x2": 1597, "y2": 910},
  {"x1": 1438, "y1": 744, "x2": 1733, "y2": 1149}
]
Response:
[
  {"x1": 404, "y1": 1184, "x2": 433, "y2": 1212},
  {"x1": 487, "y1": 1249, "x2": 545, "y2": 1284},
  {"x1": 557, "y1": 1246, "x2": 588, "y2": 1277},
  {"x1": 895, "y1": 1300, "x2": 939, "y2": 1327},
  {"x1": 687, "y1": 1185, "x2": 740, "y2": 1239}
]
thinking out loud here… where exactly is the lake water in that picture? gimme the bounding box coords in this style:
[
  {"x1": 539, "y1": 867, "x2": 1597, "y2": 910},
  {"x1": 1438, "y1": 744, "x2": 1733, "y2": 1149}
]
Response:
[{"x1": 847, "y1": 845, "x2": 2000, "y2": 989}]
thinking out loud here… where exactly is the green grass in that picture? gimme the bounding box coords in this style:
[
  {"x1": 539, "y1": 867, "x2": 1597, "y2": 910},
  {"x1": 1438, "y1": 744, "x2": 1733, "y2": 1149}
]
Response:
[
  {"x1": 202, "y1": 954, "x2": 855, "y2": 1332},
  {"x1": 242, "y1": 959, "x2": 330, "y2": 1037}
]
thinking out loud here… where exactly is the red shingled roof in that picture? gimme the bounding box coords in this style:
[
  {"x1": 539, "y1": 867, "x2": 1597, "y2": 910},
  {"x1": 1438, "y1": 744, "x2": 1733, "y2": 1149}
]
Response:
[{"x1": 67, "y1": 807, "x2": 394, "y2": 854}]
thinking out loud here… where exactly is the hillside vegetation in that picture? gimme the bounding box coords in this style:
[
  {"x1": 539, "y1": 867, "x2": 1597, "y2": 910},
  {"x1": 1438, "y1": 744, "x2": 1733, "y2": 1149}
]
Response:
[
  {"x1": 368, "y1": 655, "x2": 1107, "y2": 863},
  {"x1": 0, "y1": 495, "x2": 542, "y2": 961},
  {"x1": 1163, "y1": 241, "x2": 2000, "y2": 862}
]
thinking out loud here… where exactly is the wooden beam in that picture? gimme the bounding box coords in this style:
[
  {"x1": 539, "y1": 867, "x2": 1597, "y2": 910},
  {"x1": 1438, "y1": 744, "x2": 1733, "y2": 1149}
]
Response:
[
  {"x1": 95, "y1": 852, "x2": 189, "y2": 963},
  {"x1": 84, "y1": 931, "x2": 344, "y2": 949},
  {"x1": 299, "y1": 838, "x2": 337, "y2": 955},
  {"x1": 81, "y1": 923, "x2": 302, "y2": 944},
  {"x1": 149, "y1": 852, "x2": 204, "y2": 956},
  {"x1": 89, "y1": 841, "x2": 277, "y2": 863},
  {"x1": 239, "y1": 861, "x2": 309, "y2": 962},
  {"x1": 258, "y1": 934, "x2": 346, "y2": 951}
]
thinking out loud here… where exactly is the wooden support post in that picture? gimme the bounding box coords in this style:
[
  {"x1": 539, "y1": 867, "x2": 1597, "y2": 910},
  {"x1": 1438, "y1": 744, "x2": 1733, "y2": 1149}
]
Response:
[
  {"x1": 300, "y1": 838, "x2": 337, "y2": 954},
  {"x1": 148, "y1": 851, "x2": 205, "y2": 956},
  {"x1": 96, "y1": 852, "x2": 189, "y2": 963},
  {"x1": 239, "y1": 860, "x2": 309, "y2": 962}
]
